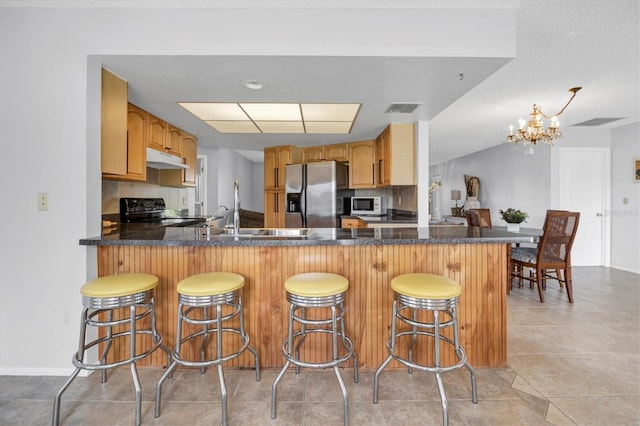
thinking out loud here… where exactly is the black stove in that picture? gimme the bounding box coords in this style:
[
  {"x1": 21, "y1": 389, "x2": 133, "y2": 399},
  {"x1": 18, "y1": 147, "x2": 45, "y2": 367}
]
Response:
[{"x1": 119, "y1": 197, "x2": 205, "y2": 227}]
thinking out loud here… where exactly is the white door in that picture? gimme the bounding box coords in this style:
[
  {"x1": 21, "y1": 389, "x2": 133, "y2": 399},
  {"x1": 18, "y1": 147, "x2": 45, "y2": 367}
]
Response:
[{"x1": 553, "y1": 148, "x2": 610, "y2": 266}]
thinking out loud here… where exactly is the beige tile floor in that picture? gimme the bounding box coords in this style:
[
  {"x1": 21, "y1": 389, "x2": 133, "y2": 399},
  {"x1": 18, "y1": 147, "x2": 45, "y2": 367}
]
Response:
[{"x1": 1, "y1": 266, "x2": 638, "y2": 425}]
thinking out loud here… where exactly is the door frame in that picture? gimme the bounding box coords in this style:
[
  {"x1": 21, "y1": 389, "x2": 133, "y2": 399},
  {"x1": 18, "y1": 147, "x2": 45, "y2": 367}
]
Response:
[
  {"x1": 196, "y1": 154, "x2": 208, "y2": 216},
  {"x1": 550, "y1": 147, "x2": 611, "y2": 266}
]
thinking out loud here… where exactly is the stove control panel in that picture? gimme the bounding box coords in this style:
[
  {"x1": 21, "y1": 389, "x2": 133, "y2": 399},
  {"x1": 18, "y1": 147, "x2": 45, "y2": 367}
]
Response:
[{"x1": 120, "y1": 198, "x2": 167, "y2": 222}]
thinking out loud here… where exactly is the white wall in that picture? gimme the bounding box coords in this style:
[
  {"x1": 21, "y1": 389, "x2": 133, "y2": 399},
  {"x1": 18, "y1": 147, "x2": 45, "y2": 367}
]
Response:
[
  {"x1": 433, "y1": 124, "x2": 638, "y2": 273},
  {"x1": 2, "y1": 6, "x2": 514, "y2": 374},
  {"x1": 610, "y1": 122, "x2": 640, "y2": 273}
]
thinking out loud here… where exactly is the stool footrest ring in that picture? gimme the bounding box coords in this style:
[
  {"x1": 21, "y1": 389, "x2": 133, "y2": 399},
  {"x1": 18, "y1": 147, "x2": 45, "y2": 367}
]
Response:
[{"x1": 281, "y1": 329, "x2": 355, "y2": 369}]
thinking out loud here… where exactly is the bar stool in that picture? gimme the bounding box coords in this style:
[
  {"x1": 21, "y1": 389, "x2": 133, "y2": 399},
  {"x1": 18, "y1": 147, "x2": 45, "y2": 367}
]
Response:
[
  {"x1": 155, "y1": 272, "x2": 260, "y2": 426},
  {"x1": 373, "y1": 273, "x2": 477, "y2": 426},
  {"x1": 271, "y1": 272, "x2": 358, "y2": 426},
  {"x1": 52, "y1": 273, "x2": 171, "y2": 426}
]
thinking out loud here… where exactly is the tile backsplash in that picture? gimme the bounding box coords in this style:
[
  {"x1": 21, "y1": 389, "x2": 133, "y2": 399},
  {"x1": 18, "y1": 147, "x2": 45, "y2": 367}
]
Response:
[{"x1": 102, "y1": 169, "x2": 195, "y2": 215}]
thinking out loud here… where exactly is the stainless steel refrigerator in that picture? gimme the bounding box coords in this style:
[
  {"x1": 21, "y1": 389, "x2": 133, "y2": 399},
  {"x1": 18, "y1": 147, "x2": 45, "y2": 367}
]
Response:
[{"x1": 285, "y1": 161, "x2": 351, "y2": 228}]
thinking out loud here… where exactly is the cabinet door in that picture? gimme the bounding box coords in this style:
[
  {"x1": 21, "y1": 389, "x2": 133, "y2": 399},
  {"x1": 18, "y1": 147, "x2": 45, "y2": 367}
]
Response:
[
  {"x1": 166, "y1": 125, "x2": 182, "y2": 156},
  {"x1": 386, "y1": 123, "x2": 416, "y2": 186},
  {"x1": 303, "y1": 146, "x2": 324, "y2": 162},
  {"x1": 341, "y1": 218, "x2": 367, "y2": 228},
  {"x1": 325, "y1": 143, "x2": 348, "y2": 162},
  {"x1": 124, "y1": 104, "x2": 147, "y2": 181},
  {"x1": 264, "y1": 191, "x2": 284, "y2": 227},
  {"x1": 148, "y1": 114, "x2": 166, "y2": 151},
  {"x1": 277, "y1": 148, "x2": 292, "y2": 188},
  {"x1": 264, "y1": 147, "x2": 278, "y2": 190},
  {"x1": 348, "y1": 140, "x2": 376, "y2": 189},
  {"x1": 375, "y1": 131, "x2": 386, "y2": 186},
  {"x1": 102, "y1": 103, "x2": 147, "y2": 181},
  {"x1": 101, "y1": 68, "x2": 128, "y2": 175},
  {"x1": 181, "y1": 133, "x2": 197, "y2": 186}
]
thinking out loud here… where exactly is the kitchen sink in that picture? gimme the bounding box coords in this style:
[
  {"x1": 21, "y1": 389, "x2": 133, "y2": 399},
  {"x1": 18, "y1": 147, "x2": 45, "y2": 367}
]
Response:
[{"x1": 196, "y1": 227, "x2": 312, "y2": 238}]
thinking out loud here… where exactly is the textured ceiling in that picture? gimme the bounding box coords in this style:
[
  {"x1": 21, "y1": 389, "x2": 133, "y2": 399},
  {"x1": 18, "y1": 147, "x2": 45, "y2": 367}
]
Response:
[{"x1": 2, "y1": 0, "x2": 638, "y2": 164}]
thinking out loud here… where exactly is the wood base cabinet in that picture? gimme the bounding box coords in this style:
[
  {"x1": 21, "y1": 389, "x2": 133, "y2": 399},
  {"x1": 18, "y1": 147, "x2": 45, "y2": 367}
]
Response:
[{"x1": 264, "y1": 190, "x2": 284, "y2": 227}]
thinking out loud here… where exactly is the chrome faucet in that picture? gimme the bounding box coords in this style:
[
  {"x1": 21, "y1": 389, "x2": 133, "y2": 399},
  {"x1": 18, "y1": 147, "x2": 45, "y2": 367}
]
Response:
[{"x1": 233, "y1": 180, "x2": 240, "y2": 234}]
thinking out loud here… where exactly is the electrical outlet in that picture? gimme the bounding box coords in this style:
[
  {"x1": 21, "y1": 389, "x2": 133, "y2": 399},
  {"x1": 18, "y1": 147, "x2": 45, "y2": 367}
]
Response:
[
  {"x1": 398, "y1": 196, "x2": 402, "y2": 206},
  {"x1": 38, "y1": 193, "x2": 48, "y2": 211}
]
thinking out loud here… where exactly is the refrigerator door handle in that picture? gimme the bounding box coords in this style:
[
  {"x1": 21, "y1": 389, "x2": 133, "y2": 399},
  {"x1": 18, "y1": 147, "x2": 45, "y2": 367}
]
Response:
[{"x1": 300, "y1": 164, "x2": 307, "y2": 227}]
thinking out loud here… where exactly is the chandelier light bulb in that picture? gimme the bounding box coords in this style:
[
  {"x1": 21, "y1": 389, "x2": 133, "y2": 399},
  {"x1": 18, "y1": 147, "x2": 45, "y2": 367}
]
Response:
[{"x1": 507, "y1": 87, "x2": 582, "y2": 147}]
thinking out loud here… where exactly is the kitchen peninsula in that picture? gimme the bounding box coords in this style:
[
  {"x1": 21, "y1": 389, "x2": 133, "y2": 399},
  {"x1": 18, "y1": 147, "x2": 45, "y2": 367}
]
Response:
[{"x1": 80, "y1": 226, "x2": 534, "y2": 369}]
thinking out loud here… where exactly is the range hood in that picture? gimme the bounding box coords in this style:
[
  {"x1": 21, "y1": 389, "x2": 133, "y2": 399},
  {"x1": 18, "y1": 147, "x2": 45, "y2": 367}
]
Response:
[{"x1": 146, "y1": 147, "x2": 189, "y2": 170}]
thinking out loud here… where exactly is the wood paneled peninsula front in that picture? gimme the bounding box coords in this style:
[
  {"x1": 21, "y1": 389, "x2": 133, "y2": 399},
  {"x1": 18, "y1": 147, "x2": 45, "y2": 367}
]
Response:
[{"x1": 80, "y1": 227, "x2": 534, "y2": 369}]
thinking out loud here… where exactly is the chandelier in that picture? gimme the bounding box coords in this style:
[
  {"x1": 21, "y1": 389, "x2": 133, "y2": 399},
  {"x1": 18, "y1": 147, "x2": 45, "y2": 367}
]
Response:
[{"x1": 507, "y1": 87, "x2": 582, "y2": 145}]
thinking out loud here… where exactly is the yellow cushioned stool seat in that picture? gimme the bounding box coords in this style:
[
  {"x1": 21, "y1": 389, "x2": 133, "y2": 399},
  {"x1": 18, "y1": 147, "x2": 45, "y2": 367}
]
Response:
[
  {"x1": 285, "y1": 272, "x2": 349, "y2": 297},
  {"x1": 80, "y1": 273, "x2": 158, "y2": 298},
  {"x1": 177, "y1": 272, "x2": 245, "y2": 296},
  {"x1": 391, "y1": 273, "x2": 460, "y2": 299}
]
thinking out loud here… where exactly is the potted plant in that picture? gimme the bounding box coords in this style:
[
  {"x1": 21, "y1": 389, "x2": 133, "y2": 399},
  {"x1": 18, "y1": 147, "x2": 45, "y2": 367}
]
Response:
[{"x1": 499, "y1": 208, "x2": 528, "y2": 232}]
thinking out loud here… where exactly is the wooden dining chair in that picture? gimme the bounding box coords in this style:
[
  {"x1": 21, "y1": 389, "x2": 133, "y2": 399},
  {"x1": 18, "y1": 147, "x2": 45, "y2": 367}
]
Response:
[
  {"x1": 465, "y1": 208, "x2": 492, "y2": 228},
  {"x1": 510, "y1": 210, "x2": 580, "y2": 303}
]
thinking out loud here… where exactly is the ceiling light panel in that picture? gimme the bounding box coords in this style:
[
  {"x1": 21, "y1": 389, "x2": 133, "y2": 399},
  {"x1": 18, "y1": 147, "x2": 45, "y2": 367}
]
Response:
[
  {"x1": 180, "y1": 102, "x2": 360, "y2": 134},
  {"x1": 205, "y1": 120, "x2": 261, "y2": 133},
  {"x1": 301, "y1": 103, "x2": 361, "y2": 121},
  {"x1": 179, "y1": 102, "x2": 248, "y2": 120},
  {"x1": 255, "y1": 121, "x2": 305, "y2": 133},
  {"x1": 240, "y1": 103, "x2": 301, "y2": 121}
]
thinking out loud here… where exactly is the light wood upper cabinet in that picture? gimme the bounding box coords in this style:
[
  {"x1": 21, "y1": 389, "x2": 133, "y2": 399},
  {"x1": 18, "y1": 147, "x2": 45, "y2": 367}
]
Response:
[
  {"x1": 375, "y1": 130, "x2": 386, "y2": 187},
  {"x1": 348, "y1": 140, "x2": 376, "y2": 189},
  {"x1": 149, "y1": 114, "x2": 182, "y2": 157},
  {"x1": 103, "y1": 103, "x2": 147, "y2": 182},
  {"x1": 148, "y1": 113, "x2": 167, "y2": 152},
  {"x1": 324, "y1": 143, "x2": 348, "y2": 162},
  {"x1": 180, "y1": 132, "x2": 197, "y2": 186},
  {"x1": 302, "y1": 146, "x2": 324, "y2": 162},
  {"x1": 158, "y1": 130, "x2": 198, "y2": 187},
  {"x1": 165, "y1": 125, "x2": 182, "y2": 157},
  {"x1": 264, "y1": 145, "x2": 302, "y2": 190},
  {"x1": 378, "y1": 123, "x2": 416, "y2": 186},
  {"x1": 101, "y1": 68, "x2": 128, "y2": 176}
]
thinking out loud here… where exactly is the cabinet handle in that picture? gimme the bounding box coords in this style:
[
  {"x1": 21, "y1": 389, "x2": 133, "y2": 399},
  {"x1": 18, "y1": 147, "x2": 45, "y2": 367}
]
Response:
[
  {"x1": 372, "y1": 164, "x2": 375, "y2": 185},
  {"x1": 274, "y1": 193, "x2": 279, "y2": 213},
  {"x1": 274, "y1": 168, "x2": 278, "y2": 188},
  {"x1": 378, "y1": 159, "x2": 383, "y2": 184}
]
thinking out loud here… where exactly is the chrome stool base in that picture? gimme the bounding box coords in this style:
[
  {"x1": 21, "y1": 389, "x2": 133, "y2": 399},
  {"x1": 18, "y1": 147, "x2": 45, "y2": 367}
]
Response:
[
  {"x1": 271, "y1": 292, "x2": 358, "y2": 426},
  {"x1": 373, "y1": 294, "x2": 477, "y2": 426},
  {"x1": 155, "y1": 290, "x2": 260, "y2": 426},
  {"x1": 53, "y1": 289, "x2": 170, "y2": 426}
]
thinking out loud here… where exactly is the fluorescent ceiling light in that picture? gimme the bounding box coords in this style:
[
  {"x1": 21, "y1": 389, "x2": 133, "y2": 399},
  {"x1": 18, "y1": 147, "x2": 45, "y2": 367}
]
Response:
[
  {"x1": 240, "y1": 103, "x2": 301, "y2": 121},
  {"x1": 204, "y1": 120, "x2": 261, "y2": 133},
  {"x1": 178, "y1": 102, "x2": 360, "y2": 134},
  {"x1": 301, "y1": 103, "x2": 360, "y2": 121},
  {"x1": 255, "y1": 121, "x2": 305, "y2": 133}
]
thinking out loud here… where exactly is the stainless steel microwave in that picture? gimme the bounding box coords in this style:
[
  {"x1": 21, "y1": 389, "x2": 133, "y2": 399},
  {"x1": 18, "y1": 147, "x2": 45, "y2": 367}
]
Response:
[{"x1": 351, "y1": 196, "x2": 387, "y2": 216}]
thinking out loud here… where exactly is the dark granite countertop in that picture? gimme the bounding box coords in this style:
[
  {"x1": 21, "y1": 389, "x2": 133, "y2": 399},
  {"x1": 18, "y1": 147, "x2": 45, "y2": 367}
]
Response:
[{"x1": 81, "y1": 225, "x2": 535, "y2": 247}]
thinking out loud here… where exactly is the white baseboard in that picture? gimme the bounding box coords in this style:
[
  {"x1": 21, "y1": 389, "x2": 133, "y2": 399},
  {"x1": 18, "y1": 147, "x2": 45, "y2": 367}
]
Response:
[{"x1": 0, "y1": 367, "x2": 90, "y2": 377}]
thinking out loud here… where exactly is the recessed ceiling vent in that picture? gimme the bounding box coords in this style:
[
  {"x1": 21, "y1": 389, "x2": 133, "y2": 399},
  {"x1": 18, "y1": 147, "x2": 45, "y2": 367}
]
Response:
[
  {"x1": 385, "y1": 102, "x2": 422, "y2": 114},
  {"x1": 573, "y1": 117, "x2": 625, "y2": 126}
]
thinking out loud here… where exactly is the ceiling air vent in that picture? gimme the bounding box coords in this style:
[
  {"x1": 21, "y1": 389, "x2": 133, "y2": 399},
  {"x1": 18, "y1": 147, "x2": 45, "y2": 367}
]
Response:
[
  {"x1": 385, "y1": 102, "x2": 422, "y2": 114},
  {"x1": 573, "y1": 117, "x2": 625, "y2": 126}
]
